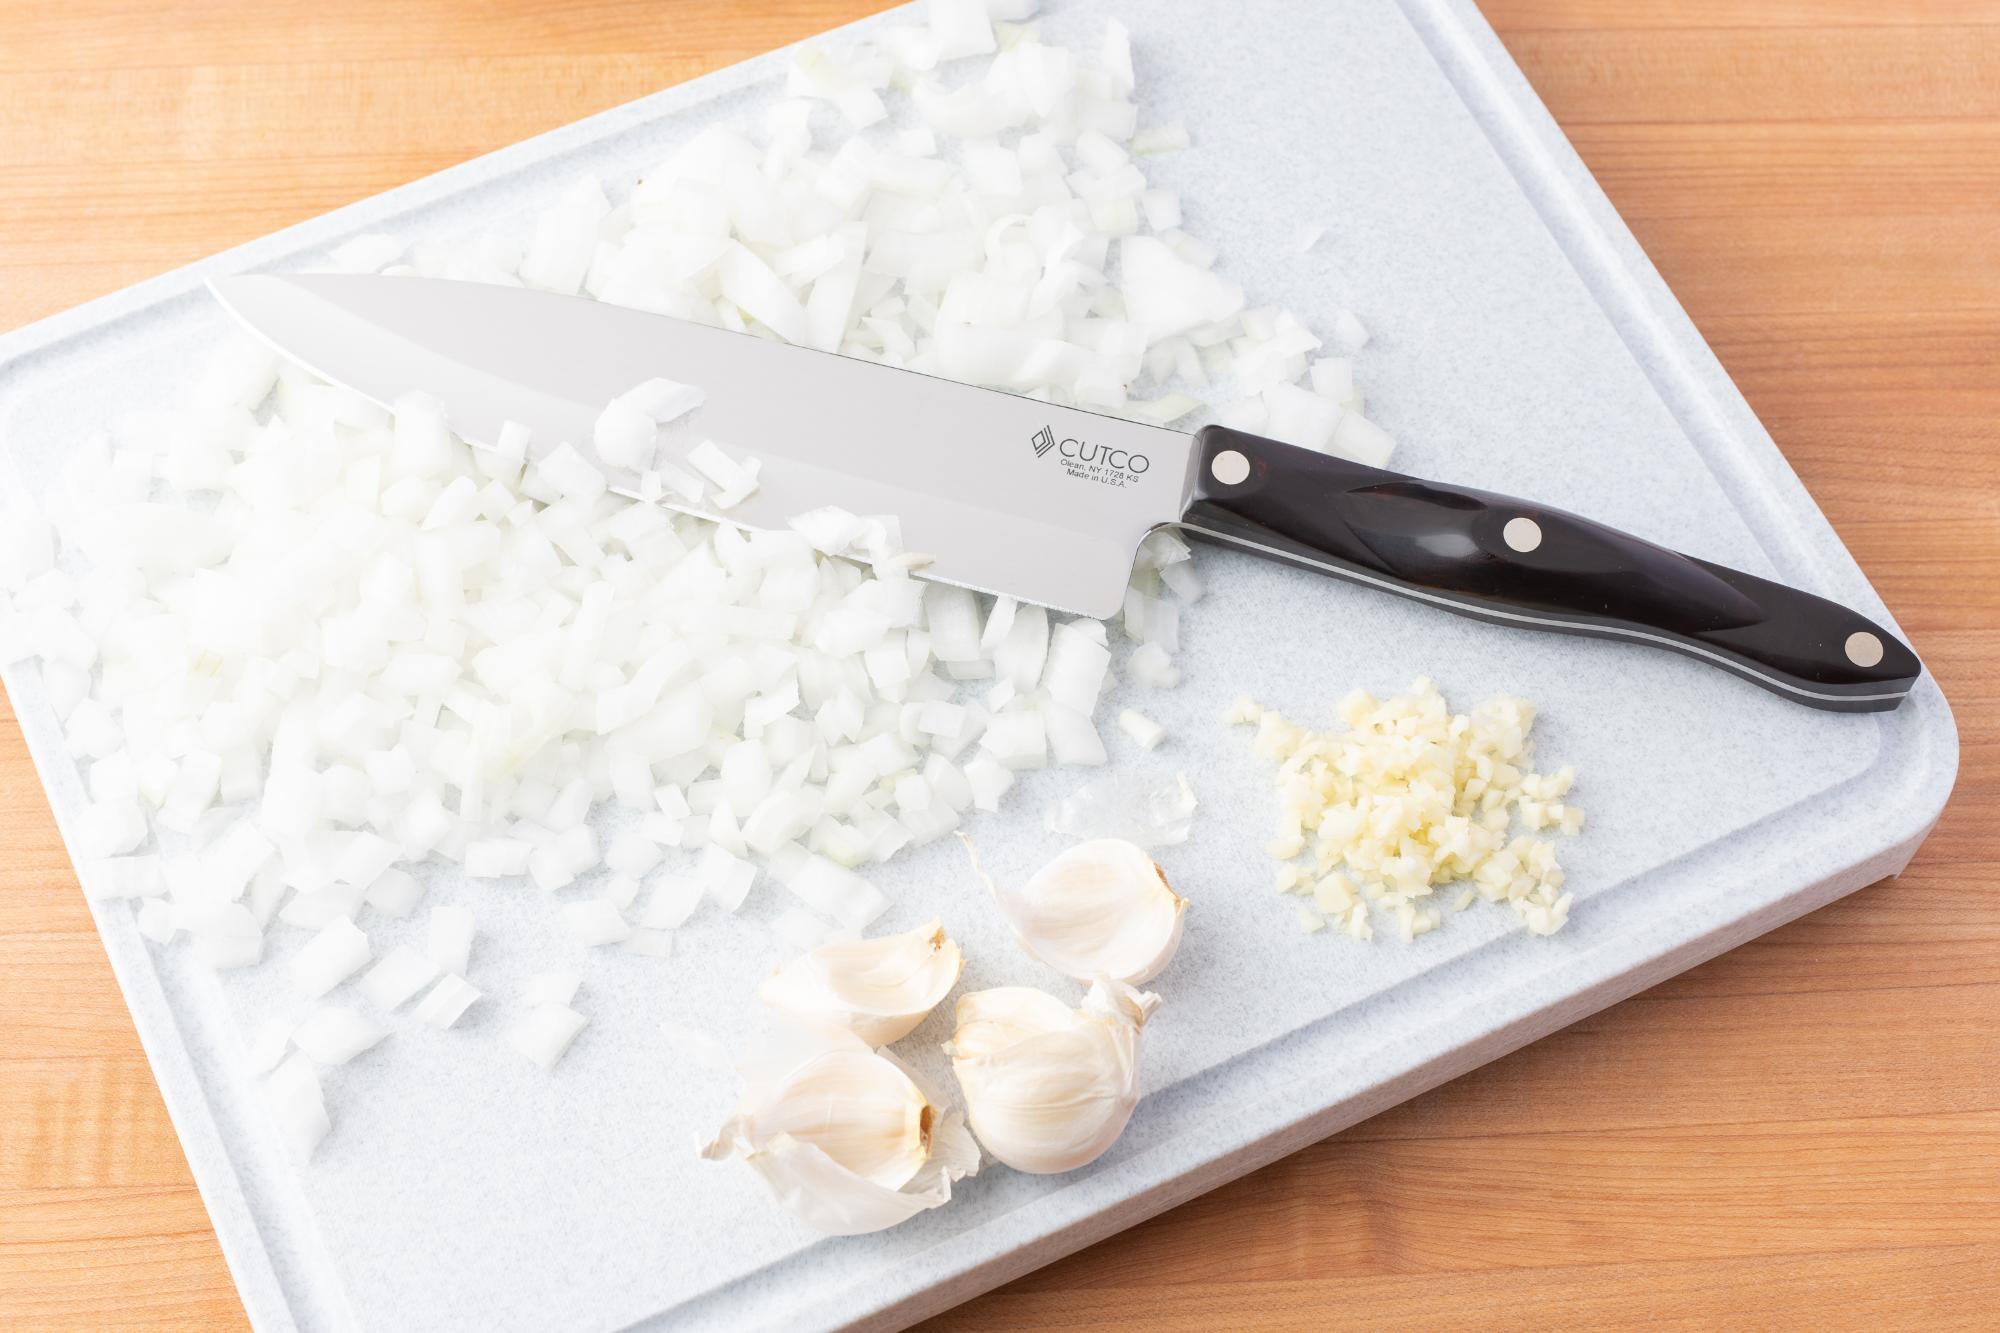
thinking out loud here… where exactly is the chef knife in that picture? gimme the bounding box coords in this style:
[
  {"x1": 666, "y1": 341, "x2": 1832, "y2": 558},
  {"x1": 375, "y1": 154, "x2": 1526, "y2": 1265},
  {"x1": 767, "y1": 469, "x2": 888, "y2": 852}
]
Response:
[{"x1": 211, "y1": 274, "x2": 1920, "y2": 713}]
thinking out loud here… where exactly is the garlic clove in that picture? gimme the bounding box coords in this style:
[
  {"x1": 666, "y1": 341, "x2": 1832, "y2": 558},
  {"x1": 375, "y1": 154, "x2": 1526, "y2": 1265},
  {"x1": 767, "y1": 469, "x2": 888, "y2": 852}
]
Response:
[
  {"x1": 757, "y1": 917, "x2": 964, "y2": 1046},
  {"x1": 704, "y1": 1020, "x2": 979, "y2": 1235},
  {"x1": 744, "y1": 1049, "x2": 932, "y2": 1189},
  {"x1": 946, "y1": 976, "x2": 1160, "y2": 1175},
  {"x1": 946, "y1": 986, "x2": 1077, "y2": 1061},
  {"x1": 977, "y1": 837, "x2": 1187, "y2": 985}
]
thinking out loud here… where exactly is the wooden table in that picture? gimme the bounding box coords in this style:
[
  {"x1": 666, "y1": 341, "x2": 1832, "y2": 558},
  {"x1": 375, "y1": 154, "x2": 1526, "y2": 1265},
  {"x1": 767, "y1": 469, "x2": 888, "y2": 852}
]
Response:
[{"x1": 2, "y1": 2, "x2": 1995, "y2": 1326}]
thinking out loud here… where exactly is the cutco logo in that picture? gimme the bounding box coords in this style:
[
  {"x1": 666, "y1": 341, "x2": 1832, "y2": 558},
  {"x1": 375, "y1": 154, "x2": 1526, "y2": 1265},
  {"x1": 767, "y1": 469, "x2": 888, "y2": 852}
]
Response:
[{"x1": 1030, "y1": 424, "x2": 1150, "y2": 489}]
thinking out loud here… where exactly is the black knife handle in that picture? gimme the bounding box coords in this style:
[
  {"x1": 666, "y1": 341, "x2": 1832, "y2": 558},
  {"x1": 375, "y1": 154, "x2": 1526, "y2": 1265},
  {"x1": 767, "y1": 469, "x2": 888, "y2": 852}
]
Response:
[{"x1": 1178, "y1": 425, "x2": 1919, "y2": 713}]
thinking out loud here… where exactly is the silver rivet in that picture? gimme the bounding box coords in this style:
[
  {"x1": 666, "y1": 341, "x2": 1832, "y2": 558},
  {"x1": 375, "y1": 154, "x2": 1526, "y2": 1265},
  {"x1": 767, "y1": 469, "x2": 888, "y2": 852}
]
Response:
[
  {"x1": 1845, "y1": 631, "x2": 1884, "y2": 668},
  {"x1": 1502, "y1": 516, "x2": 1543, "y2": 553},
  {"x1": 1211, "y1": 449, "x2": 1250, "y2": 486}
]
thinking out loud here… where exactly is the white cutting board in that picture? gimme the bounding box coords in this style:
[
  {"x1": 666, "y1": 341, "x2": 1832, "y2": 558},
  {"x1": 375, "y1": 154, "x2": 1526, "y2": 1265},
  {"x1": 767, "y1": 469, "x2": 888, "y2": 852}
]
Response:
[{"x1": 0, "y1": 1, "x2": 1957, "y2": 1329}]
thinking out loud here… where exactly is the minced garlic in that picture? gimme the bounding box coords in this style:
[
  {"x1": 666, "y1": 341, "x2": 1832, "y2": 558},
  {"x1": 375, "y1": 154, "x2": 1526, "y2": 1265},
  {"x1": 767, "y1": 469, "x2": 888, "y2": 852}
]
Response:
[{"x1": 1229, "y1": 678, "x2": 1581, "y2": 939}]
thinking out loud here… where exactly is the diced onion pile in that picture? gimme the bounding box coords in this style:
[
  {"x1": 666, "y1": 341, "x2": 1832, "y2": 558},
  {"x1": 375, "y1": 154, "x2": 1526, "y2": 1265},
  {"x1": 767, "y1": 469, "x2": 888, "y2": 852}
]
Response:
[
  {"x1": 333, "y1": 3, "x2": 1391, "y2": 457},
  {"x1": 0, "y1": 1, "x2": 1390, "y2": 1156},
  {"x1": 1229, "y1": 679, "x2": 1582, "y2": 940}
]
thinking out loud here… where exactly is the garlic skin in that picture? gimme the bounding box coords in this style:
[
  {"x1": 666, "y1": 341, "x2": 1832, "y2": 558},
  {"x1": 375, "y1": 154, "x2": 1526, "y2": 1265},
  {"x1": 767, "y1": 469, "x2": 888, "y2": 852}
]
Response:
[
  {"x1": 984, "y1": 838, "x2": 1187, "y2": 985},
  {"x1": 703, "y1": 1021, "x2": 979, "y2": 1235},
  {"x1": 757, "y1": 918, "x2": 964, "y2": 1046},
  {"x1": 946, "y1": 977, "x2": 1161, "y2": 1175}
]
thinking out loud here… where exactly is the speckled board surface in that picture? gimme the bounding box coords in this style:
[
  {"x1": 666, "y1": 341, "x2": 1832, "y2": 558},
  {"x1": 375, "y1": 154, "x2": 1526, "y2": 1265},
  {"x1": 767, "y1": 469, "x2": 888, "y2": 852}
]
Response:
[{"x1": 0, "y1": 1, "x2": 1957, "y2": 1330}]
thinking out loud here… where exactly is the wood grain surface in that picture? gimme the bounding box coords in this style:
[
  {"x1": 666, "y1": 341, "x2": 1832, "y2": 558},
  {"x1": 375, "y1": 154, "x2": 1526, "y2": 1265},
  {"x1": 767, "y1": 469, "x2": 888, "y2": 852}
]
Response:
[{"x1": 2, "y1": 1, "x2": 1995, "y2": 1327}]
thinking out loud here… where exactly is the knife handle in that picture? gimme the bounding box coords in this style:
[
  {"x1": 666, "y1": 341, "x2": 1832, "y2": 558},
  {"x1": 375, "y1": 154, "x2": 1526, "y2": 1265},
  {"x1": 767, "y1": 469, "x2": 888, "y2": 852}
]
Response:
[{"x1": 1178, "y1": 425, "x2": 1920, "y2": 712}]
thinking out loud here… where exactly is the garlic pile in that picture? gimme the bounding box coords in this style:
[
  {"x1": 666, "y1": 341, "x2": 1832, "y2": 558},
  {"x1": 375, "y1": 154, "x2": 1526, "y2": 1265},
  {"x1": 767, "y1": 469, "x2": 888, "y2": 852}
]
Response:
[
  {"x1": 972, "y1": 836, "x2": 1185, "y2": 985},
  {"x1": 946, "y1": 977, "x2": 1158, "y2": 1174},
  {"x1": 709, "y1": 831, "x2": 1187, "y2": 1231},
  {"x1": 1230, "y1": 678, "x2": 1583, "y2": 940},
  {"x1": 701, "y1": 1021, "x2": 979, "y2": 1236}
]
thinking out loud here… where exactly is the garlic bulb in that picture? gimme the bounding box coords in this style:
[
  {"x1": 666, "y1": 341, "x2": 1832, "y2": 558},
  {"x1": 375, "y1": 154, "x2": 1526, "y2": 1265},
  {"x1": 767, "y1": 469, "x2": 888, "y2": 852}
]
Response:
[
  {"x1": 703, "y1": 1021, "x2": 979, "y2": 1235},
  {"x1": 945, "y1": 977, "x2": 1160, "y2": 1174},
  {"x1": 757, "y1": 918, "x2": 964, "y2": 1045},
  {"x1": 979, "y1": 838, "x2": 1187, "y2": 985}
]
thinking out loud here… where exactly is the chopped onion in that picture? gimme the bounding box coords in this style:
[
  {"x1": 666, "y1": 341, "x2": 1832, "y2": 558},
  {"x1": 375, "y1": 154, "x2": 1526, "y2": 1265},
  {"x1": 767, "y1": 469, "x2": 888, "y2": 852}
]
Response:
[
  {"x1": 506, "y1": 1005, "x2": 588, "y2": 1070},
  {"x1": 560, "y1": 899, "x2": 632, "y2": 947},
  {"x1": 465, "y1": 839, "x2": 532, "y2": 879},
  {"x1": 1042, "y1": 703, "x2": 1107, "y2": 766},
  {"x1": 776, "y1": 851, "x2": 890, "y2": 930},
  {"x1": 364, "y1": 868, "x2": 423, "y2": 918},
  {"x1": 606, "y1": 829, "x2": 663, "y2": 878},
  {"x1": 980, "y1": 710, "x2": 1047, "y2": 770},
  {"x1": 1127, "y1": 642, "x2": 1181, "y2": 689},
  {"x1": 359, "y1": 944, "x2": 439, "y2": 1010},
  {"x1": 426, "y1": 905, "x2": 475, "y2": 977},
  {"x1": 265, "y1": 1054, "x2": 330, "y2": 1158},
  {"x1": 3, "y1": 11, "x2": 1401, "y2": 1108},
  {"x1": 1330, "y1": 412, "x2": 1395, "y2": 467},
  {"x1": 83, "y1": 854, "x2": 165, "y2": 901},
  {"x1": 1043, "y1": 621, "x2": 1111, "y2": 713},
  {"x1": 136, "y1": 897, "x2": 176, "y2": 944},
  {"x1": 290, "y1": 918, "x2": 371, "y2": 999},
  {"x1": 292, "y1": 1006, "x2": 389, "y2": 1064},
  {"x1": 411, "y1": 973, "x2": 482, "y2": 1028},
  {"x1": 638, "y1": 872, "x2": 704, "y2": 929},
  {"x1": 1117, "y1": 708, "x2": 1167, "y2": 751}
]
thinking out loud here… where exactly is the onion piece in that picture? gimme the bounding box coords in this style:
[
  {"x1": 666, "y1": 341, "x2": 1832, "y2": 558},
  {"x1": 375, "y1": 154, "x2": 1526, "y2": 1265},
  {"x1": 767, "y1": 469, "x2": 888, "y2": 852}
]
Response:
[
  {"x1": 776, "y1": 852, "x2": 890, "y2": 930},
  {"x1": 1330, "y1": 412, "x2": 1396, "y2": 467},
  {"x1": 560, "y1": 900, "x2": 632, "y2": 947},
  {"x1": 292, "y1": 1006, "x2": 389, "y2": 1065},
  {"x1": 638, "y1": 872, "x2": 704, "y2": 929},
  {"x1": 136, "y1": 898, "x2": 176, "y2": 944},
  {"x1": 265, "y1": 1054, "x2": 330, "y2": 1158},
  {"x1": 507, "y1": 1005, "x2": 589, "y2": 1071},
  {"x1": 290, "y1": 918, "x2": 371, "y2": 998},
  {"x1": 411, "y1": 974, "x2": 482, "y2": 1029},
  {"x1": 1042, "y1": 621, "x2": 1111, "y2": 713},
  {"x1": 83, "y1": 854, "x2": 166, "y2": 901},
  {"x1": 1127, "y1": 642, "x2": 1181, "y2": 689},
  {"x1": 426, "y1": 905, "x2": 475, "y2": 977},
  {"x1": 1117, "y1": 708, "x2": 1167, "y2": 751},
  {"x1": 359, "y1": 944, "x2": 439, "y2": 1011},
  {"x1": 696, "y1": 845, "x2": 757, "y2": 912},
  {"x1": 364, "y1": 868, "x2": 423, "y2": 918}
]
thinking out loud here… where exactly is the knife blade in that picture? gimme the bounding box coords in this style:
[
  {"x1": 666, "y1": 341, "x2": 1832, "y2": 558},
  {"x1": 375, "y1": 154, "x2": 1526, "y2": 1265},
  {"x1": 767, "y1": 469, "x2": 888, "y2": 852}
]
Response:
[
  {"x1": 209, "y1": 273, "x2": 1190, "y2": 620},
  {"x1": 211, "y1": 273, "x2": 1921, "y2": 712}
]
